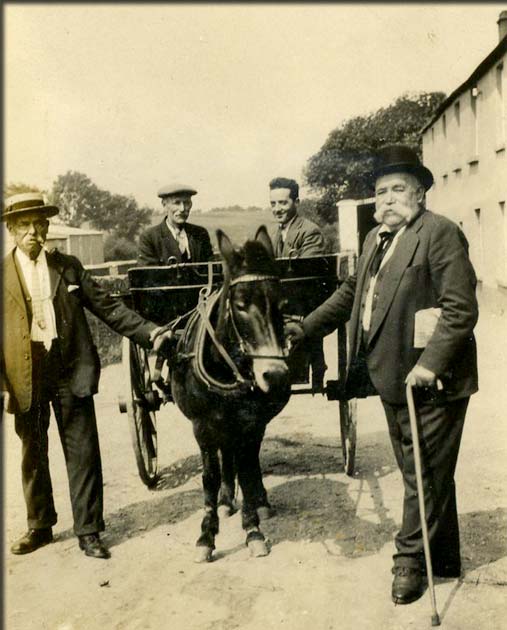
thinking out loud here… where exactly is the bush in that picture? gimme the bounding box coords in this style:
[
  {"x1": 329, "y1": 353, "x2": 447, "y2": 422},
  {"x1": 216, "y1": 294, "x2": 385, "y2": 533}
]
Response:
[
  {"x1": 104, "y1": 235, "x2": 138, "y2": 261},
  {"x1": 86, "y1": 275, "x2": 129, "y2": 366}
]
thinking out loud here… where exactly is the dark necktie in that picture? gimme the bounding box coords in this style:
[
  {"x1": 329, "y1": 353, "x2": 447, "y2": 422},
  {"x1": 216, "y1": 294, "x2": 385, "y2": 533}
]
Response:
[
  {"x1": 275, "y1": 229, "x2": 284, "y2": 257},
  {"x1": 370, "y1": 231, "x2": 395, "y2": 276}
]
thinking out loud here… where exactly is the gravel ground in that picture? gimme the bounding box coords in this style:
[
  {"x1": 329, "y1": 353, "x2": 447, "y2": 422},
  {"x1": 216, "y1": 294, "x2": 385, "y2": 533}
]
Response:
[{"x1": 3, "y1": 310, "x2": 507, "y2": 630}]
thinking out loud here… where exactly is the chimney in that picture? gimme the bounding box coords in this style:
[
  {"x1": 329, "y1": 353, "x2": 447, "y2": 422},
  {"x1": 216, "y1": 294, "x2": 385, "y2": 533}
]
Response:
[{"x1": 498, "y1": 11, "x2": 507, "y2": 41}]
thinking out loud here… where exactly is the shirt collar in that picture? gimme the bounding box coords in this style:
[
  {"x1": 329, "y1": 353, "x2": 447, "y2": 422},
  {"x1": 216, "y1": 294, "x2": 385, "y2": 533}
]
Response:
[
  {"x1": 15, "y1": 246, "x2": 47, "y2": 266},
  {"x1": 280, "y1": 213, "x2": 297, "y2": 234},
  {"x1": 165, "y1": 218, "x2": 186, "y2": 238}
]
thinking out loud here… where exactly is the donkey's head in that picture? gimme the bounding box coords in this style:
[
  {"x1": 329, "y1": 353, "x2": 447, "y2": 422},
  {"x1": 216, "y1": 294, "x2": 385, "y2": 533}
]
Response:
[{"x1": 216, "y1": 226, "x2": 289, "y2": 393}]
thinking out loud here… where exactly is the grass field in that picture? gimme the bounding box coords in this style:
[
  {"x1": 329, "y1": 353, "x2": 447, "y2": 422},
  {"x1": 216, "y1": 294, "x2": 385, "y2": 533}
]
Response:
[{"x1": 151, "y1": 209, "x2": 276, "y2": 250}]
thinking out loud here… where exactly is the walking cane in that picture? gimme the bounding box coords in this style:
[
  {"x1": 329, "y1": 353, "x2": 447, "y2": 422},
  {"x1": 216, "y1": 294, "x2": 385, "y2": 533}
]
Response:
[{"x1": 406, "y1": 381, "x2": 441, "y2": 627}]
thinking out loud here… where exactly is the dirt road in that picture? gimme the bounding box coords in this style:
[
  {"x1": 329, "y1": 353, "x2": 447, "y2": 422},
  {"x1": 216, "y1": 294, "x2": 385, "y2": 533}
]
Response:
[{"x1": 4, "y1": 310, "x2": 507, "y2": 630}]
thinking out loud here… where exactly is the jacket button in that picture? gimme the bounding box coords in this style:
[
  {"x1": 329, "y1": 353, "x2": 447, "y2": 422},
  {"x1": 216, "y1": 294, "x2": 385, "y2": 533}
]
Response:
[{"x1": 24, "y1": 354, "x2": 29, "y2": 360}]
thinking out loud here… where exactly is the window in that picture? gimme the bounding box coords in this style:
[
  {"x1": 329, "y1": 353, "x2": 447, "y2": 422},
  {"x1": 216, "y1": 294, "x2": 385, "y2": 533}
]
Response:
[
  {"x1": 443, "y1": 174, "x2": 448, "y2": 186},
  {"x1": 501, "y1": 202, "x2": 507, "y2": 281},
  {"x1": 470, "y1": 86, "x2": 479, "y2": 158},
  {"x1": 431, "y1": 127, "x2": 435, "y2": 142},
  {"x1": 442, "y1": 113, "x2": 447, "y2": 137},
  {"x1": 496, "y1": 63, "x2": 505, "y2": 148},
  {"x1": 474, "y1": 208, "x2": 484, "y2": 280},
  {"x1": 454, "y1": 101, "x2": 461, "y2": 126}
]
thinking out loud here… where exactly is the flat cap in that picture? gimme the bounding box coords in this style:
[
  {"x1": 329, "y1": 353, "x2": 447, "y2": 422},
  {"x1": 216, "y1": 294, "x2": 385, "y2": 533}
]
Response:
[{"x1": 157, "y1": 183, "x2": 197, "y2": 198}]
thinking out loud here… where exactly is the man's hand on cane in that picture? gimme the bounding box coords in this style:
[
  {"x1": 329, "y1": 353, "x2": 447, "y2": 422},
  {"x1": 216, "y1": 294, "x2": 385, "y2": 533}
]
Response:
[{"x1": 405, "y1": 364, "x2": 437, "y2": 388}]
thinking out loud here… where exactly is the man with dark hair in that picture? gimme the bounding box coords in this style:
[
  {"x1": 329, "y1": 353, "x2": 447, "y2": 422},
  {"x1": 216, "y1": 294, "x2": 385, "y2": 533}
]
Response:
[
  {"x1": 269, "y1": 176, "x2": 327, "y2": 391},
  {"x1": 138, "y1": 184, "x2": 213, "y2": 265},
  {"x1": 286, "y1": 146, "x2": 478, "y2": 605},
  {"x1": 2, "y1": 192, "x2": 172, "y2": 560},
  {"x1": 269, "y1": 177, "x2": 324, "y2": 258}
]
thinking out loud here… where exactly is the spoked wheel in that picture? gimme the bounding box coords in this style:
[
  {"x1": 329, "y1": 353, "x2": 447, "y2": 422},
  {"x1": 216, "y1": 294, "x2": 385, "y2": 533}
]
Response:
[
  {"x1": 119, "y1": 337, "x2": 160, "y2": 487},
  {"x1": 339, "y1": 398, "x2": 357, "y2": 476}
]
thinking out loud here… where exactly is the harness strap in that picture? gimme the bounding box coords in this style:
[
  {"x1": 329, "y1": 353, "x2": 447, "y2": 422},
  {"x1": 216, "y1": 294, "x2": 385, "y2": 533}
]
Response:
[{"x1": 197, "y1": 292, "x2": 247, "y2": 385}]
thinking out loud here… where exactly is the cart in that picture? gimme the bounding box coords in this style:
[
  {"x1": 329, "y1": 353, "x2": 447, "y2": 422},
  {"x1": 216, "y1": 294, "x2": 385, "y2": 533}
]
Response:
[{"x1": 118, "y1": 252, "x2": 358, "y2": 487}]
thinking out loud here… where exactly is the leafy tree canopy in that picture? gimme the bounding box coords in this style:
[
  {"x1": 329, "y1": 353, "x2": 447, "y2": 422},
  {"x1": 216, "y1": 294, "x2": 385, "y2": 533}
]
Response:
[
  {"x1": 4, "y1": 182, "x2": 42, "y2": 198},
  {"x1": 304, "y1": 91, "x2": 446, "y2": 203},
  {"x1": 50, "y1": 171, "x2": 153, "y2": 240}
]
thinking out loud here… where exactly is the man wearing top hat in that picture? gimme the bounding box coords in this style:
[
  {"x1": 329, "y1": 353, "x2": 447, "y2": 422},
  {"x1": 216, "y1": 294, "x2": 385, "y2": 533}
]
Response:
[
  {"x1": 285, "y1": 145, "x2": 478, "y2": 604},
  {"x1": 137, "y1": 184, "x2": 213, "y2": 265},
  {"x1": 1, "y1": 192, "x2": 173, "y2": 560}
]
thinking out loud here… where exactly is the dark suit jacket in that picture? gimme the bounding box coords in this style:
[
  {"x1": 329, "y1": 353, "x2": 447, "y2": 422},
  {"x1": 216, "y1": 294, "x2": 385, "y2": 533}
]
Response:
[
  {"x1": 303, "y1": 210, "x2": 479, "y2": 404},
  {"x1": 270, "y1": 214, "x2": 325, "y2": 258},
  {"x1": 137, "y1": 219, "x2": 213, "y2": 265},
  {"x1": 1, "y1": 249, "x2": 157, "y2": 415}
]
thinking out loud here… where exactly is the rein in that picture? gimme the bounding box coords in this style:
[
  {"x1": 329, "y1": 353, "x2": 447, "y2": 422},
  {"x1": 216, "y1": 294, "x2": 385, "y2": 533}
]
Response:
[{"x1": 196, "y1": 271, "x2": 286, "y2": 389}]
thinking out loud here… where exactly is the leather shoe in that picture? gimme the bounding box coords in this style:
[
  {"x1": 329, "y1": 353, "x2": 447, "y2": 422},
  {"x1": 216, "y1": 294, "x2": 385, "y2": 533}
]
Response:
[
  {"x1": 391, "y1": 566, "x2": 424, "y2": 604},
  {"x1": 78, "y1": 533, "x2": 111, "y2": 559},
  {"x1": 11, "y1": 528, "x2": 53, "y2": 555}
]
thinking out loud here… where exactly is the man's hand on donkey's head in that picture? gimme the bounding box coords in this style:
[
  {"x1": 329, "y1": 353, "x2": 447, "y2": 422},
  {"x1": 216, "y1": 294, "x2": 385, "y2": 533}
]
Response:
[
  {"x1": 151, "y1": 327, "x2": 175, "y2": 358},
  {"x1": 283, "y1": 321, "x2": 305, "y2": 351}
]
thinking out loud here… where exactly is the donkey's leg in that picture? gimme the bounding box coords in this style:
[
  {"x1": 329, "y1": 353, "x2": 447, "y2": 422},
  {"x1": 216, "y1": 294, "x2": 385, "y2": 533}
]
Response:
[
  {"x1": 236, "y1": 438, "x2": 269, "y2": 558},
  {"x1": 249, "y1": 426, "x2": 274, "y2": 520},
  {"x1": 218, "y1": 446, "x2": 236, "y2": 518},
  {"x1": 195, "y1": 447, "x2": 221, "y2": 563}
]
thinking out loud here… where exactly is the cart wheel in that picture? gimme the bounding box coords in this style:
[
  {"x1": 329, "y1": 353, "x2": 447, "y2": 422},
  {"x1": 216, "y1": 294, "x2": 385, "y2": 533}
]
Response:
[
  {"x1": 339, "y1": 398, "x2": 357, "y2": 476},
  {"x1": 121, "y1": 337, "x2": 159, "y2": 487}
]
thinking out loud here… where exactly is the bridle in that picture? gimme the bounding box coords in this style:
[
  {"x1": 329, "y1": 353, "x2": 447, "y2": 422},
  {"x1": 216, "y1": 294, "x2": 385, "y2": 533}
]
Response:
[{"x1": 197, "y1": 272, "x2": 288, "y2": 387}]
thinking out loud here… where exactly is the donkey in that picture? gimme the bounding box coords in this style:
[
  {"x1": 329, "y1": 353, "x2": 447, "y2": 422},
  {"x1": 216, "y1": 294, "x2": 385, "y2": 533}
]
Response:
[{"x1": 170, "y1": 226, "x2": 291, "y2": 562}]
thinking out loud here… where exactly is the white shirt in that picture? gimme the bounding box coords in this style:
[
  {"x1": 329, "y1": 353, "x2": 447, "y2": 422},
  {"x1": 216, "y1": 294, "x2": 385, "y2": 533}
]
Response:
[
  {"x1": 15, "y1": 247, "x2": 58, "y2": 350},
  {"x1": 165, "y1": 220, "x2": 190, "y2": 258},
  {"x1": 362, "y1": 226, "x2": 406, "y2": 332}
]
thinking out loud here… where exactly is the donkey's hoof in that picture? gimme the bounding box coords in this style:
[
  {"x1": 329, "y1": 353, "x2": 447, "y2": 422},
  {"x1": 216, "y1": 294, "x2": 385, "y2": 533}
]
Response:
[
  {"x1": 257, "y1": 505, "x2": 275, "y2": 521},
  {"x1": 248, "y1": 538, "x2": 269, "y2": 558},
  {"x1": 194, "y1": 546, "x2": 213, "y2": 563},
  {"x1": 218, "y1": 504, "x2": 234, "y2": 519}
]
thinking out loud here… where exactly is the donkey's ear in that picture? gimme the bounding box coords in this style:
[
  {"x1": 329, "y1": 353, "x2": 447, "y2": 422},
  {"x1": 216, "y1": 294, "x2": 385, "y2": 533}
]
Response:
[
  {"x1": 254, "y1": 225, "x2": 275, "y2": 259},
  {"x1": 216, "y1": 229, "x2": 237, "y2": 268}
]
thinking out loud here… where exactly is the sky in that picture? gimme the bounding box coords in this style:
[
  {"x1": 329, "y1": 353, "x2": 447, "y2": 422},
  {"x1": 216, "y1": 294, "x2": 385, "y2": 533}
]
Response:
[{"x1": 4, "y1": 3, "x2": 504, "y2": 210}]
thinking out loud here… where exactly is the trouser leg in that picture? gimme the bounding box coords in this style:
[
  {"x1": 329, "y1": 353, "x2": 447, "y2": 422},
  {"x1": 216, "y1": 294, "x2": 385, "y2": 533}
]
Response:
[
  {"x1": 52, "y1": 382, "x2": 105, "y2": 536},
  {"x1": 14, "y1": 342, "x2": 58, "y2": 530},
  {"x1": 382, "y1": 397, "x2": 468, "y2": 573},
  {"x1": 15, "y1": 405, "x2": 58, "y2": 530}
]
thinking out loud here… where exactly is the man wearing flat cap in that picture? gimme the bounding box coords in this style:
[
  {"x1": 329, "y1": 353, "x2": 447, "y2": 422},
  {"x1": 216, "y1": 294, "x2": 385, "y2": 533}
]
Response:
[
  {"x1": 286, "y1": 145, "x2": 478, "y2": 604},
  {"x1": 137, "y1": 184, "x2": 213, "y2": 265},
  {"x1": 1, "y1": 192, "x2": 173, "y2": 560}
]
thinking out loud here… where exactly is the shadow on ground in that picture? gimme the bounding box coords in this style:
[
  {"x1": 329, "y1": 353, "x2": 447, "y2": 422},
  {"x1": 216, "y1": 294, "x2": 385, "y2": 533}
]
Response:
[
  {"x1": 460, "y1": 507, "x2": 507, "y2": 573},
  {"x1": 55, "y1": 431, "x2": 507, "y2": 571}
]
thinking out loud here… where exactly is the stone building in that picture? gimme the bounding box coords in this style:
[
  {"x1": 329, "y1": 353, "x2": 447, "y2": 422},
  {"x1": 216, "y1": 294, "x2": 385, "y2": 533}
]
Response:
[{"x1": 421, "y1": 12, "x2": 507, "y2": 312}]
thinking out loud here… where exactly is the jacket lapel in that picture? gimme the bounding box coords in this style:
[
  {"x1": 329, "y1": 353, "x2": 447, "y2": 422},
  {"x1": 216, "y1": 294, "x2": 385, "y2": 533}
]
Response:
[
  {"x1": 161, "y1": 220, "x2": 181, "y2": 262},
  {"x1": 367, "y1": 216, "x2": 423, "y2": 343},
  {"x1": 283, "y1": 215, "x2": 302, "y2": 256},
  {"x1": 4, "y1": 250, "x2": 27, "y2": 311},
  {"x1": 46, "y1": 250, "x2": 64, "y2": 299}
]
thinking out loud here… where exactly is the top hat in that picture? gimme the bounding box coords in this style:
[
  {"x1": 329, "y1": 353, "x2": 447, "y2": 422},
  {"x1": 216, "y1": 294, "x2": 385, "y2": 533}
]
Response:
[
  {"x1": 157, "y1": 183, "x2": 197, "y2": 198},
  {"x1": 2, "y1": 192, "x2": 59, "y2": 221},
  {"x1": 372, "y1": 145, "x2": 434, "y2": 191}
]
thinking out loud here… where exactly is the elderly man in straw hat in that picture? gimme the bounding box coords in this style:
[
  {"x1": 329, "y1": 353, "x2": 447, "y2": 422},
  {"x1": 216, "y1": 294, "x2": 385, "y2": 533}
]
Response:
[
  {"x1": 1, "y1": 192, "x2": 172, "y2": 560},
  {"x1": 286, "y1": 145, "x2": 478, "y2": 604}
]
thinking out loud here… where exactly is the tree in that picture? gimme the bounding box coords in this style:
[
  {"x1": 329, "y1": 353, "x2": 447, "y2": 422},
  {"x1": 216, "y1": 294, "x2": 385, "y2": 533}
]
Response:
[
  {"x1": 4, "y1": 182, "x2": 42, "y2": 198},
  {"x1": 92, "y1": 193, "x2": 153, "y2": 241},
  {"x1": 51, "y1": 171, "x2": 104, "y2": 226},
  {"x1": 304, "y1": 91, "x2": 446, "y2": 203},
  {"x1": 50, "y1": 172, "x2": 153, "y2": 239}
]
